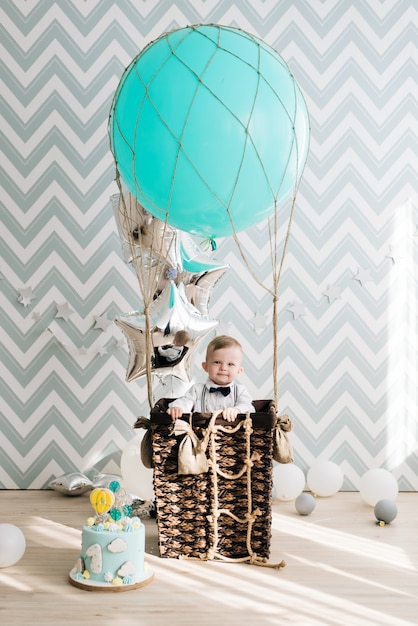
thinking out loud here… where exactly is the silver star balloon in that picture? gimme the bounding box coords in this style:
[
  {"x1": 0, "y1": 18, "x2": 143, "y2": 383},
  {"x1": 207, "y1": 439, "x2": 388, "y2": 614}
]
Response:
[
  {"x1": 115, "y1": 281, "x2": 218, "y2": 382},
  {"x1": 112, "y1": 192, "x2": 180, "y2": 271},
  {"x1": 48, "y1": 472, "x2": 93, "y2": 496},
  {"x1": 111, "y1": 192, "x2": 227, "y2": 389},
  {"x1": 178, "y1": 232, "x2": 229, "y2": 315},
  {"x1": 179, "y1": 231, "x2": 227, "y2": 274}
]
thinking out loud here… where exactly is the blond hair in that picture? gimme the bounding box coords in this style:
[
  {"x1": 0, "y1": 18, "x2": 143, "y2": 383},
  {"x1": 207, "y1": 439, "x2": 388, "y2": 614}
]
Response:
[
  {"x1": 173, "y1": 329, "x2": 190, "y2": 346},
  {"x1": 206, "y1": 335, "x2": 243, "y2": 358}
]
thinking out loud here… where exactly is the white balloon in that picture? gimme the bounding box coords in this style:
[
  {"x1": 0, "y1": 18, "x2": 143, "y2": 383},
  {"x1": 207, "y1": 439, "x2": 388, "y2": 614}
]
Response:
[
  {"x1": 359, "y1": 469, "x2": 399, "y2": 506},
  {"x1": 0, "y1": 524, "x2": 26, "y2": 568},
  {"x1": 307, "y1": 460, "x2": 344, "y2": 497},
  {"x1": 273, "y1": 464, "x2": 305, "y2": 501},
  {"x1": 120, "y1": 433, "x2": 154, "y2": 501}
]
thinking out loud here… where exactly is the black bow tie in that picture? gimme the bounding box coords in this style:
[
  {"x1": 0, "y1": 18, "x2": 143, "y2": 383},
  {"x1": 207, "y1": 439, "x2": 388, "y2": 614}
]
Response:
[{"x1": 209, "y1": 386, "x2": 231, "y2": 396}]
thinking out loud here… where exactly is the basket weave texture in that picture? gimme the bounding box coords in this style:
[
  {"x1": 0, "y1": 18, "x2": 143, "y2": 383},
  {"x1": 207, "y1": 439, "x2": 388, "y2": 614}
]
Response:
[{"x1": 147, "y1": 399, "x2": 276, "y2": 563}]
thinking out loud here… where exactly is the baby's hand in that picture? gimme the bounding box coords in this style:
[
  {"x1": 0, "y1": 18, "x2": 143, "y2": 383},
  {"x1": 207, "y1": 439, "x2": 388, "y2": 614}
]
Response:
[
  {"x1": 222, "y1": 407, "x2": 239, "y2": 422},
  {"x1": 166, "y1": 406, "x2": 183, "y2": 421}
]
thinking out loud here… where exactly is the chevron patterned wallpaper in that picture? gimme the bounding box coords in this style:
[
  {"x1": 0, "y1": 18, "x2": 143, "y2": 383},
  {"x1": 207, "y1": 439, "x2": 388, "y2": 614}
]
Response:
[{"x1": 1, "y1": 0, "x2": 417, "y2": 491}]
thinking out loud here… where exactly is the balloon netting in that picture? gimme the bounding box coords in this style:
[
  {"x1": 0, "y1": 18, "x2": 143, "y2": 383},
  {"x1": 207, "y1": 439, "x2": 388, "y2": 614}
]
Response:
[{"x1": 109, "y1": 24, "x2": 309, "y2": 239}]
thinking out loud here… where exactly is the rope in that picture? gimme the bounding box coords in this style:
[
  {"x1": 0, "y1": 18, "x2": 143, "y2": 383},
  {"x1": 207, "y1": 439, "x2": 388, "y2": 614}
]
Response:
[
  {"x1": 180, "y1": 411, "x2": 286, "y2": 569},
  {"x1": 115, "y1": 174, "x2": 179, "y2": 410}
]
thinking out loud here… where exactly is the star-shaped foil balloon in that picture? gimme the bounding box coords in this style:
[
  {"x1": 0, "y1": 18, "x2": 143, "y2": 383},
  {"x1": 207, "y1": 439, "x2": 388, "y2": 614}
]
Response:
[
  {"x1": 112, "y1": 192, "x2": 180, "y2": 271},
  {"x1": 179, "y1": 231, "x2": 228, "y2": 275},
  {"x1": 112, "y1": 191, "x2": 229, "y2": 307},
  {"x1": 115, "y1": 281, "x2": 218, "y2": 382},
  {"x1": 111, "y1": 192, "x2": 227, "y2": 385},
  {"x1": 112, "y1": 192, "x2": 197, "y2": 302},
  {"x1": 48, "y1": 472, "x2": 93, "y2": 496},
  {"x1": 178, "y1": 232, "x2": 229, "y2": 316}
]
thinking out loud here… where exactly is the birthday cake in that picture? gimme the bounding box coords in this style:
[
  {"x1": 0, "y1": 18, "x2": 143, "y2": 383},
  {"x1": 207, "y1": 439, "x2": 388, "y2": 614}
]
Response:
[{"x1": 69, "y1": 481, "x2": 153, "y2": 591}]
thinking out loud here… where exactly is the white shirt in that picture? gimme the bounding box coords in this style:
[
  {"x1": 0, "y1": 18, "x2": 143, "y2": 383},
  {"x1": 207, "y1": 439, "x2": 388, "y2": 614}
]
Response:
[
  {"x1": 168, "y1": 380, "x2": 255, "y2": 414},
  {"x1": 157, "y1": 344, "x2": 184, "y2": 362}
]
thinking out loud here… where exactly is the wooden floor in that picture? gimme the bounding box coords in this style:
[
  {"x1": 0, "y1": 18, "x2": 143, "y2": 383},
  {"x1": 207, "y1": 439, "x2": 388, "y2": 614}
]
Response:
[{"x1": 0, "y1": 490, "x2": 417, "y2": 625}]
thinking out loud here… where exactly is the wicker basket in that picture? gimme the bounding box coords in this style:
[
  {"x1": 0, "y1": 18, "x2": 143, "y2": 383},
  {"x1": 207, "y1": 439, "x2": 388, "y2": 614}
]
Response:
[{"x1": 139, "y1": 399, "x2": 277, "y2": 564}]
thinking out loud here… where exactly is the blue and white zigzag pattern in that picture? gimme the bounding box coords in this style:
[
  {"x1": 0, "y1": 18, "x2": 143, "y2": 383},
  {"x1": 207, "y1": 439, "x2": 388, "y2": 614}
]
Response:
[{"x1": 1, "y1": 0, "x2": 417, "y2": 490}]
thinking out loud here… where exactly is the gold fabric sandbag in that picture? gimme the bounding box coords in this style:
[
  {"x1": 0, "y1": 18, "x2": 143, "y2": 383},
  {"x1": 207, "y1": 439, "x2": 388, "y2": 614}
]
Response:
[
  {"x1": 173, "y1": 417, "x2": 209, "y2": 475},
  {"x1": 273, "y1": 413, "x2": 294, "y2": 464}
]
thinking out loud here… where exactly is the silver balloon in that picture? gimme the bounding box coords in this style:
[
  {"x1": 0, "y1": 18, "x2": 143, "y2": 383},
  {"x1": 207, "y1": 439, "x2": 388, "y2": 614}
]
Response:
[
  {"x1": 184, "y1": 267, "x2": 228, "y2": 316},
  {"x1": 111, "y1": 192, "x2": 181, "y2": 271},
  {"x1": 91, "y1": 473, "x2": 123, "y2": 488},
  {"x1": 48, "y1": 472, "x2": 93, "y2": 496},
  {"x1": 177, "y1": 232, "x2": 229, "y2": 315},
  {"x1": 111, "y1": 195, "x2": 226, "y2": 383},
  {"x1": 115, "y1": 281, "x2": 218, "y2": 382},
  {"x1": 178, "y1": 231, "x2": 226, "y2": 273},
  {"x1": 112, "y1": 194, "x2": 228, "y2": 308}
]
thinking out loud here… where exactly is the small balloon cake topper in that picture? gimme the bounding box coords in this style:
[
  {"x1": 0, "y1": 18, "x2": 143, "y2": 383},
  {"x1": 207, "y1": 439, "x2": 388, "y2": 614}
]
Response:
[
  {"x1": 89, "y1": 482, "x2": 134, "y2": 523},
  {"x1": 90, "y1": 487, "x2": 114, "y2": 515}
]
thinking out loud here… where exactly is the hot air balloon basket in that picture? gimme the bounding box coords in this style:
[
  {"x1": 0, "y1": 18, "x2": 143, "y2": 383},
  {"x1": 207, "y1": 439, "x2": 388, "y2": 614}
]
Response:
[{"x1": 145, "y1": 399, "x2": 277, "y2": 565}]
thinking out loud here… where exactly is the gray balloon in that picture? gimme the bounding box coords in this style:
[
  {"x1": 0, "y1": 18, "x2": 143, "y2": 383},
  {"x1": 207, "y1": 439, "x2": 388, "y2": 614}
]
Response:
[
  {"x1": 295, "y1": 493, "x2": 316, "y2": 515},
  {"x1": 374, "y1": 499, "x2": 398, "y2": 524}
]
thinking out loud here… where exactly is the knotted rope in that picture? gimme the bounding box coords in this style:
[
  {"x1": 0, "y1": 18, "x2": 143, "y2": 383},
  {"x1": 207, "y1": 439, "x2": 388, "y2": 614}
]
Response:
[{"x1": 179, "y1": 411, "x2": 286, "y2": 569}]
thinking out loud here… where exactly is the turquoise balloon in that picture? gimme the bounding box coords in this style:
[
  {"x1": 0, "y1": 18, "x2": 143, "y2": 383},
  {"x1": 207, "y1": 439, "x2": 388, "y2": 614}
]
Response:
[{"x1": 109, "y1": 24, "x2": 310, "y2": 238}]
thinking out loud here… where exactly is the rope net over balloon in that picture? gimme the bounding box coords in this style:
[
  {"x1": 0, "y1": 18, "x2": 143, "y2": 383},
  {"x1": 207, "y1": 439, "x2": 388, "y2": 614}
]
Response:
[{"x1": 109, "y1": 24, "x2": 310, "y2": 409}]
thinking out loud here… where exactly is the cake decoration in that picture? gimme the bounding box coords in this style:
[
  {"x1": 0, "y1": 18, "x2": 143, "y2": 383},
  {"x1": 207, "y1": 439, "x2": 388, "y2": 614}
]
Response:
[{"x1": 69, "y1": 480, "x2": 154, "y2": 591}]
